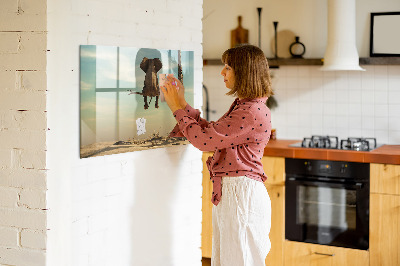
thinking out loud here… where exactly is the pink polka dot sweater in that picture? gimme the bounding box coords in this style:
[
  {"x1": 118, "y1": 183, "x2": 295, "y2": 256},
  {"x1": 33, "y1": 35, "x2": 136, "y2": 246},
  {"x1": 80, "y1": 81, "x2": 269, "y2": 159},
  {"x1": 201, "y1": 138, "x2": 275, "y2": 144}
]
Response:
[{"x1": 170, "y1": 97, "x2": 272, "y2": 206}]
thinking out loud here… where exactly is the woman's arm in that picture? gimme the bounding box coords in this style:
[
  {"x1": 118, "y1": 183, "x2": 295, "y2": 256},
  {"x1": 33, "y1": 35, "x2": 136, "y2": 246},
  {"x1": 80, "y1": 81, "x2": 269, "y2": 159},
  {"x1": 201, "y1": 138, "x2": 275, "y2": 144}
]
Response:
[
  {"x1": 169, "y1": 103, "x2": 212, "y2": 137},
  {"x1": 162, "y1": 77, "x2": 211, "y2": 137},
  {"x1": 172, "y1": 107, "x2": 258, "y2": 152}
]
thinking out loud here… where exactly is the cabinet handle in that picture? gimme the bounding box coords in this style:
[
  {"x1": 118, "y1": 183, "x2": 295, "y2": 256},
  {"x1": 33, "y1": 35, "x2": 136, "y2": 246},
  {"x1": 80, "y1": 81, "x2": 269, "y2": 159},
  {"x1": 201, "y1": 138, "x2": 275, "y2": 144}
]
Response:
[{"x1": 314, "y1": 252, "x2": 335, "y2": 257}]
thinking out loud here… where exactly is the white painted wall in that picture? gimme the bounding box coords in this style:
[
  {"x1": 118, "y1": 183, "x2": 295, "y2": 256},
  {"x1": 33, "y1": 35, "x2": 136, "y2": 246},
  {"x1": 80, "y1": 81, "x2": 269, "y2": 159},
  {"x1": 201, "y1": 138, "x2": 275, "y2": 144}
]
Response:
[
  {"x1": 0, "y1": 0, "x2": 48, "y2": 265},
  {"x1": 204, "y1": 64, "x2": 400, "y2": 145},
  {"x1": 204, "y1": 0, "x2": 326, "y2": 59},
  {"x1": 271, "y1": 65, "x2": 400, "y2": 144},
  {"x1": 46, "y1": 1, "x2": 203, "y2": 266},
  {"x1": 203, "y1": 0, "x2": 400, "y2": 145},
  {"x1": 203, "y1": 0, "x2": 400, "y2": 58}
]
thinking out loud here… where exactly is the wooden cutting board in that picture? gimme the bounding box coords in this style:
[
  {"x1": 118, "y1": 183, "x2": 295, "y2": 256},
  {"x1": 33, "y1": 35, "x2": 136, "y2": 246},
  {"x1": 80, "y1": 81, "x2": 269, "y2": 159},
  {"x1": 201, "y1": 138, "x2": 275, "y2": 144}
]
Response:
[{"x1": 231, "y1": 16, "x2": 249, "y2": 48}]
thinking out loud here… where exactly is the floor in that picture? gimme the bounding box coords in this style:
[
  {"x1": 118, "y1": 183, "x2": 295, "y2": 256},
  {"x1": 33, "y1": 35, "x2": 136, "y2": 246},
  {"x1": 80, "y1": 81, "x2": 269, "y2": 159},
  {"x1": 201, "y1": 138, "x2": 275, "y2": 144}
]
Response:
[{"x1": 202, "y1": 257, "x2": 211, "y2": 266}]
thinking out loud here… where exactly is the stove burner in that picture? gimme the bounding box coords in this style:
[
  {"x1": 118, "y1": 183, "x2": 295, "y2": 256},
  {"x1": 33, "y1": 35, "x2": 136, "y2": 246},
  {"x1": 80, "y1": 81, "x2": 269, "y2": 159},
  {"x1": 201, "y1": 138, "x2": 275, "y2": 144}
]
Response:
[
  {"x1": 301, "y1": 135, "x2": 339, "y2": 149},
  {"x1": 340, "y1": 137, "x2": 377, "y2": 151},
  {"x1": 295, "y1": 136, "x2": 378, "y2": 151}
]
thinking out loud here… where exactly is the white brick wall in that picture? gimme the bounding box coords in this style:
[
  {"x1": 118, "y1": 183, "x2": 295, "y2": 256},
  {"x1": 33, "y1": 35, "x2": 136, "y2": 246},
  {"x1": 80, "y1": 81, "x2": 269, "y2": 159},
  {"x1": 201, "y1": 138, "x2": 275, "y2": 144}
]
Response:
[
  {"x1": 0, "y1": 0, "x2": 48, "y2": 265},
  {"x1": 0, "y1": 187, "x2": 19, "y2": 208},
  {"x1": 0, "y1": 227, "x2": 19, "y2": 247},
  {"x1": 2, "y1": 0, "x2": 203, "y2": 264},
  {"x1": 0, "y1": 169, "x2": 47, "y2": 189},
  {"x1": 46, "y1": 1, "x2": 203, "y2": 266},
  {"x1": 21, "y1": 229, "x2": 47, "y2": 250},
  {"x1": 0, "y1": 248, "x2": 46, "y2": 266}
]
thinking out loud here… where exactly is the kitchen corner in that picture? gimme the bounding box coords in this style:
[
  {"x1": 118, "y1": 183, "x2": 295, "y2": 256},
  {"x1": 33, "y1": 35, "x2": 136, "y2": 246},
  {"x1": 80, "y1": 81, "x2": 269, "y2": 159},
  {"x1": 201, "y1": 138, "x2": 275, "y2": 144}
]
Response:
[
  {"x1": 202, "y1": 141, "x2": 400, "y2": 265},
  {"x1": 202, "y1": 0, "x2": 400, "y2": 264}
]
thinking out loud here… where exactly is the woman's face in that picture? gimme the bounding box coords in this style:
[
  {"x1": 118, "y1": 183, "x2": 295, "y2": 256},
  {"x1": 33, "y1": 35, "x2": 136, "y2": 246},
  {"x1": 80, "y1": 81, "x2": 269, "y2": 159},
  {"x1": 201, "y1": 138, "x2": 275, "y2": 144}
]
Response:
[{"x1": 220, "y1": 64, "x2": 235, "y2": 89}]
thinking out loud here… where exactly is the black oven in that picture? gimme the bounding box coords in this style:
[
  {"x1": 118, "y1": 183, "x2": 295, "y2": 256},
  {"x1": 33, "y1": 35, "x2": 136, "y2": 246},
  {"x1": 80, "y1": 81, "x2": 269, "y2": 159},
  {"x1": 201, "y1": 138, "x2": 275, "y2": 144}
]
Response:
[{"x1": 285, "y1": 158, "x2": 369, "y2": 250}]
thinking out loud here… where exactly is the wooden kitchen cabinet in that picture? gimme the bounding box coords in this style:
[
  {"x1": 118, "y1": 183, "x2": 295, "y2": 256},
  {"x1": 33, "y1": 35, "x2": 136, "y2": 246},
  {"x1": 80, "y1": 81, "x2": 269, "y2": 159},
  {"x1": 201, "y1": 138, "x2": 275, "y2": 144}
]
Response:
[
  {"x1": 261, "y1": 156, "x2": 285, "y2": 266},
  {"x1": 370, "y1": 163, "x2": 400, "y2": 195},
  {"x1": 261, "y1": 156, "x2": 285, "y2": 185},
  {"x1": 370, "y1": 163, "x2": 400, "y2": 266},
  {"x1": 264, "y1": 184, "x2": 285, "y2": 266},
  {"x1": 284, "y1": 241, "x2": 369, "y2": 266},
  {"x1": 201, "y1": 152, "x2": 213, "y2": 258},
  {"x1": 370, "y1": 193, "x2": 400, "y2": 266},
  {"x1": 201, "y1": 154, "x2": 286, "y2": 266}
]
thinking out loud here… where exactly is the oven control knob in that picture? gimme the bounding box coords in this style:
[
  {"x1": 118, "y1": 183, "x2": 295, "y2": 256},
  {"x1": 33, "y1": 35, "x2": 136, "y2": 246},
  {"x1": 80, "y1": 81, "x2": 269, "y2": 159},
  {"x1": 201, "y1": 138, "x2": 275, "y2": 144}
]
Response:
[
  {"x1": 304, "y1": 161, "x2": 312, "y2": 171},
  {"x1": 340, "y1": 164, "x2": 347, "y2": 174}
]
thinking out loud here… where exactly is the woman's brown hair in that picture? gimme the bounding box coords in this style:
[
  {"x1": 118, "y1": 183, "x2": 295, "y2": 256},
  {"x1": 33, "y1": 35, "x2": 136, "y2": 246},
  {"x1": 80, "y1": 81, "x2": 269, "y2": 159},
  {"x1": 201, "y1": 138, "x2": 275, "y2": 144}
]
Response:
[{"x1": 221, "y1": 44, "x2": 273, "y2": 99}]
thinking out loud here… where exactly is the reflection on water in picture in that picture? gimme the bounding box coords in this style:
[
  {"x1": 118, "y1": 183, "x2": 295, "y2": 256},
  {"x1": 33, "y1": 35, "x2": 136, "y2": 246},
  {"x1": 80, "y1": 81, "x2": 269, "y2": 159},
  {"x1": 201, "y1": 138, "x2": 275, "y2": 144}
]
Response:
[{"x1": 80, "y1": 45, "x2": 194, "y2": 158}]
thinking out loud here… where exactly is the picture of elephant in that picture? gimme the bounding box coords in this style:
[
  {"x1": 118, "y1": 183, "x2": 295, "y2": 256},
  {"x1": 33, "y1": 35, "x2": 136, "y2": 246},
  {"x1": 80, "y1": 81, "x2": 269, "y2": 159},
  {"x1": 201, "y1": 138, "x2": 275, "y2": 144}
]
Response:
[
  {"x1": 79, "y1": 45, "x2": 194, "y2": 157},
  {"x1": 129, "y1": 57, "x2": 163, "y2": 109}
]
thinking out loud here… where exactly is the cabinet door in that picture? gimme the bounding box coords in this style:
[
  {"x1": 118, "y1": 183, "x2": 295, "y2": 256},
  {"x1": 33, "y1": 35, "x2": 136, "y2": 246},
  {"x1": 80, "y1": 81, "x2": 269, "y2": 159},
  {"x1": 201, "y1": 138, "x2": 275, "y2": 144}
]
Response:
[
  {"x1": 264, "y1": 184, "x2": 284, "y2": 266},
  {"x1": 201, "y1": 152, "x2": 213, "y2": 258},
  {"x1": 370, "y1": 163, "x2": 400, "y2": 195},
  {"x1": 261, "y1": 156, "x2": 285, "y2": 185},
  {"x1": 284, "y1": 241, "x2": 369, "y2": 266},
  {"x1": 370, "y1": 193, "x2": 400, "y2": 266}
]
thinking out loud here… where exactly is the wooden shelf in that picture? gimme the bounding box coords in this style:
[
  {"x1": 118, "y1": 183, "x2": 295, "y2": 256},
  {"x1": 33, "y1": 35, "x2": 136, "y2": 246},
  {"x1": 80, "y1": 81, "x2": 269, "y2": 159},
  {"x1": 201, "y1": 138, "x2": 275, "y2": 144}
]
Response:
[
  {"x1": 202, "y1": 59, "x2": 222, "y2": 65},
  {"x1": 203, "y1": 58, "x2": 323, "y2": 67},
  {"x1": 203, "y1": 57, "x2": 400, "y2": 67},
  {"x1": 268, "y1": 58, "x2": 322, "y2": 67},
  {"x1": 359, "y1": 57, "x2": 400, "y2": 65}
]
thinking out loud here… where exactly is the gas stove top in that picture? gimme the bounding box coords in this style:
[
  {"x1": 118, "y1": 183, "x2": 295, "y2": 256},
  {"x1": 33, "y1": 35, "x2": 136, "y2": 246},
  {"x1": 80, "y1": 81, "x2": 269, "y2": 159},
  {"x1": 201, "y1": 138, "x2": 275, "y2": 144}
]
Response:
[{"x1": 289, "y1": 135, "x2": 382, "y2": 151}]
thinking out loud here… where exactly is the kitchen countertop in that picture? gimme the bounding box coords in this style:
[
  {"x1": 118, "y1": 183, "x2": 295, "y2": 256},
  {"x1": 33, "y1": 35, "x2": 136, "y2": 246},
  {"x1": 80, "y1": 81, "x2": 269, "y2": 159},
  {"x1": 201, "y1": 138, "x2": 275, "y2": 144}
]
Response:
[{"x1": 263, "y1": 139, "x2": 400, "y2": 165}]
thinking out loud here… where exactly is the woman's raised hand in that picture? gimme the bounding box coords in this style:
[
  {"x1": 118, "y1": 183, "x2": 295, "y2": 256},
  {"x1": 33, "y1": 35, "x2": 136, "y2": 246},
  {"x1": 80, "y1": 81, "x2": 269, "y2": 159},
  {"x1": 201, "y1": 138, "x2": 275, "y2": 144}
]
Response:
[
  {"x1": 161, "y1": 76, "x2": 185, "y2": 113},
  {"x1": 170, "y1": 76, "x2": 187, "y2": 109}
]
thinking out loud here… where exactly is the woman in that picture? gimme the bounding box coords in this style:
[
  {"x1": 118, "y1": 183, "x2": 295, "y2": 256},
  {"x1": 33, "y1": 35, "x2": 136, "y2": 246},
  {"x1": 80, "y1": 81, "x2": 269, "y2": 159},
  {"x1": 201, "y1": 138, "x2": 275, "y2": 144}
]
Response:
[{"x1": 161, "y1": 44, "x2": 273, "y2": 266}]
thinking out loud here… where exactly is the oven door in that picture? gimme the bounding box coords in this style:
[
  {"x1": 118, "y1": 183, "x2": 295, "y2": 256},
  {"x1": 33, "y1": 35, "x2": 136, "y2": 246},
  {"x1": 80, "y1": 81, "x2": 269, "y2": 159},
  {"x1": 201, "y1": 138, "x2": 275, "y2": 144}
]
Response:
[{"x1": 285, "y1": 177, "x2": 369, "y2": 250}]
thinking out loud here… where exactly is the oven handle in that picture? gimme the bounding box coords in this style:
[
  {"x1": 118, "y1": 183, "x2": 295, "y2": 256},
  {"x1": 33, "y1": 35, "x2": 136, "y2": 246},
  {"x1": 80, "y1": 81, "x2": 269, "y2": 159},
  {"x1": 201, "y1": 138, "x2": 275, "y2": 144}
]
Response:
[{"x1": 286, "y1": 177, "x2": 364, "y2": 189}]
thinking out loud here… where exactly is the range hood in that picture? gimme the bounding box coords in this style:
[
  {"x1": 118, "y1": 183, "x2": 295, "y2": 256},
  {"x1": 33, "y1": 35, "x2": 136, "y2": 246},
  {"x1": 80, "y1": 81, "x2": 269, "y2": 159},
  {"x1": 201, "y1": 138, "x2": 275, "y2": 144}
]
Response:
[{"x1": 320, "y1": 0, "x2": 365, "y2": 71}]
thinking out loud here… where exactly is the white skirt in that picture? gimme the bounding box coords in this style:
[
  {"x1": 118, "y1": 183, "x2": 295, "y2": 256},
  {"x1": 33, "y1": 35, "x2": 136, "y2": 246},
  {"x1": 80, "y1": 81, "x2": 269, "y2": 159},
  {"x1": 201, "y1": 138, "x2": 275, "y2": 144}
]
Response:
[{"x1": 212, "y1": 176, "x2": 271, "y2": 266}]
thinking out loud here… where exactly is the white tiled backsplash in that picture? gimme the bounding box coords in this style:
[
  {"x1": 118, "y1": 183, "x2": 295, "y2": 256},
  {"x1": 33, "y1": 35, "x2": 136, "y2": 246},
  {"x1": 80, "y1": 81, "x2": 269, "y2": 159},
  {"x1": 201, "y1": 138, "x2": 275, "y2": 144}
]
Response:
[{"x1": 203, "y1": 65, "x2": 400, "y2": 144}]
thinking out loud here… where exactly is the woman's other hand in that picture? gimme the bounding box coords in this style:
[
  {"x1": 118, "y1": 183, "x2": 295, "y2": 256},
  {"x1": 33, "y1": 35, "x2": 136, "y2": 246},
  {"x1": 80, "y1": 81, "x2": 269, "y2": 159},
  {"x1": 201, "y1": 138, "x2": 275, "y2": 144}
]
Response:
[
  {"x1": 169, "y1": 76, "x2": 187, "y2": 108},
  {"x1": 161, "y1": 78, "x2": 184, "y2": 113}
]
